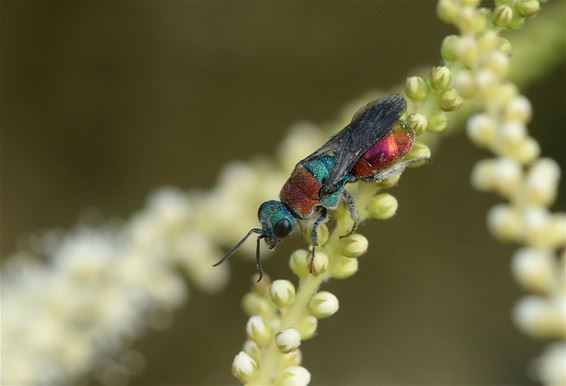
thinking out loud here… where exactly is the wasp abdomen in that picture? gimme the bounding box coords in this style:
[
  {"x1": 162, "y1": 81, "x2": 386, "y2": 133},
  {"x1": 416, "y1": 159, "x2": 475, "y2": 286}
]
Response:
[{"x1": 352, "y1": 122, "x2": 414, "y2": 178}]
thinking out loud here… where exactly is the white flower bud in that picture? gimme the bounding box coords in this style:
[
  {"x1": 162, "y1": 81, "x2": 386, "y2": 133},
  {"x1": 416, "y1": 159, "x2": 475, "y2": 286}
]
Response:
[
  {"x1": 517, "y1": 0, "x2": 541, "y2": 17},
  {"x1": 497, "y1": 37, "x2": 512, "y2": 55},
  {"x1": 340, "y1": 234, "x2": 368, "y2": 258},
  {"x1": 525, "y1": 158, "x2": 560, "y2": 206},
  {"x1": 455, "y1": 36, "x2": 479, "y2": 68},
  {"x1": 457, "y1": 6, "x2": 486, "y2": 35},
  {"x1": 494, "y1": 83, "x2": 519, "y2": 107},
  {"x1": 242, "y1": 293, "x2": 272, "y2": 318},
  {"x1": 309, "y1": 251, "x2": 329, "y2": 276},
  {"x1": 243, "y1": 340, "x2": 261, "y2": 362},
  {"x1": 295, "y1": 315, "x2": 318, "y2": 340},
  {"x1": 148, "y1": 188, "x2": 191, "y2": 233},
  {"x1": 407, "y1": 143, "x2": 432, "y2": 165},
  {"x1": 436, "y1": 0, "x2": 460, "y2": 23},
  {"x1": 548, "y1": 214, "x2": 566, "y2": 247},
  {"x1": 535, "y1": 343, "x2": 566, "y2": 385},
  {"x1": 514, "y1": 137, "x2": 540, "y2": 165},
  {"x1": 483, "y1": 51, "x2": 509, "y2": 78},
  {"x1": 377, "y1": 172, "x2": 401, "y2": 188},
  {"x1": 330, "y1": 255, "x2": 359, "y2": 280},
  {"x1": 367, "y1": 193, "x2": 398, "y2": 220},
  {"x1": 427, "y1": 113, "x2": 448, "y2": 133},
  {"x1": 279, "y1": 349, "x2": 302, "y2": 367},
  {"x1": 438, "y1": 89, "x2": 463, "y2": 111},
  {"x1": 487, "y1": 204, "x2": 523, "y2": 241},
  {"x1": 511, "y1": 248, "x2": 554, "y2": 292},
  {"x1": 454, "y1": 70, "x2": 475, "y2": 98},
  {"x1": 504, "y1": 96, "x2": 532, "y2": 123},
  {"x1": 309, "y1": 291, "x2": 339, "y2": 319},
  {"x1": 478, "y1": 30, "x2": 499, "y2": 52},
  {"x1": 431, "y1": 66, "x2": 452, "y2": 90},
  {"x1": 492, "y1": 158, "x2": 523, "y2": 198},
  {"x1": 513, "y1": 296, "x2": 564, "y2": 338},
  {"x1": 251, "y1": 273, "x2": 271, "y2": 295},
  {"x1": 499, "y1": 122, "x2": 527, "y2": 146},
  {"x1": 466, "y1": 114, "x2": 496, "y2": 148},
  {"x1": 290, "y1": 249, "x2": 310, "y2": 278},
  {"x1": 405, "y1": 76, "x2": 428, "y2": 101},
  {"x1": 275, "y1": 366, "x2": 311, "y2": 386},
  {"x1": 493, "y1": 5, "x2": 513, "y2": 27},
  {"x1": 270, "y1": 280, "x2": 296, "y2": 308},
  {"x1": 441, "y1": 35, "x2": 459, "y2": 62},
  {"x1": 276, "y1": 328, "x2": 301, "y2": 353},
  {"x1": 232, "y1": 351, "x2": 258, "y2": 383},
  {"x1": 471, "y1": 159, "x2": 497, "y2": 191},
  {"x1": 407, "y1": 113, "x2": 428, "y2": 135},
  {"x1": 507, "y1": 13, "x2": 525, "y2": 30},
  {"x1": 523, "y1": 206, "x2": 552, "y2": 247},
  {"x1": 246, "y1": 316, "x2": 272, "y2": 347},
  {"x1": 474, "y1": 69, "x2": 498, "y2": 95}
]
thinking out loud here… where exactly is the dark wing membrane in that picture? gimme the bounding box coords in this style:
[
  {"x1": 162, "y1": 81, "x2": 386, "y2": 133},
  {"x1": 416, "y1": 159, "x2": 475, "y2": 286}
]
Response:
[{"x1": 302, "y1": 94, "x2": 406, "y2": 194}]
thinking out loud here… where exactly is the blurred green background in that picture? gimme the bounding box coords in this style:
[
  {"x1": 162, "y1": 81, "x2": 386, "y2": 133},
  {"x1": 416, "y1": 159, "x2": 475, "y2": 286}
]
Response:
[{"x1": 2, "y1": 1, "x2": 565, "y2": 385}]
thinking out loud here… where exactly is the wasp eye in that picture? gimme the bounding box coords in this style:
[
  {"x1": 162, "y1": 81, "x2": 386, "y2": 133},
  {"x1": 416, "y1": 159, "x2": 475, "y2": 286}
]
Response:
[{"x1": 273, "y1": 218, "x2": 292, "y2": 238}]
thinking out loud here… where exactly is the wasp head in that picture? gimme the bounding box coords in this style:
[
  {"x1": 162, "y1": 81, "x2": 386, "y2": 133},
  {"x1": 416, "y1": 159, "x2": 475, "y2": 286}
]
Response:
[{"x1": 258, "y1": 200, "x2": 297, "y2": 249}]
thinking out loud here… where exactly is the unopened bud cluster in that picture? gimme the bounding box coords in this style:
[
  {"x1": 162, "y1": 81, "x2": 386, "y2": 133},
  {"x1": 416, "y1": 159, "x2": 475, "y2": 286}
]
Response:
[
  {"x1": 403, "y1": 58, "x2": 462, "y2": 137},
  {"x1": 233, "y1": 276, "x2": 312, "y2": 385},
  {"x1": 435, "y1": 1, "x2": 564, "y2": 385}
]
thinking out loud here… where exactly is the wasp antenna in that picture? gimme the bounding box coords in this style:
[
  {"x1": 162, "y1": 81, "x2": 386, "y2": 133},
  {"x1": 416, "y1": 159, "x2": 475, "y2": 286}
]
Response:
[
  {"x1": 255, "y1": 235, "x2": 266, "y2": 282},
  {"x1": 213, "y1": 228, "x2": 263, "y2": 267}
]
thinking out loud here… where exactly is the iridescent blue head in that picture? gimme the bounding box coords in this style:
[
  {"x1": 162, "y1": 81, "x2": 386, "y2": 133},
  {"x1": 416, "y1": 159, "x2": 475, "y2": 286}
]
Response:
[
  {"x1": 258, "y1": 200, "x2": 297, "y2": 249},
  {"x1": 213, "y1": 200, "x2": 297, "y2": 281}
]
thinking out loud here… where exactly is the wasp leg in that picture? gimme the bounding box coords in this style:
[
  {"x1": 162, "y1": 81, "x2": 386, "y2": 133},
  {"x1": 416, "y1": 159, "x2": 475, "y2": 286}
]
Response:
[
  {"x1": 363, "y1": 156, "x2": 431, "y2": 184},
  {"x1": 340, "y1": 190, "x2": 358, "y2": 238},
  {"x1": 310, "y1": 207, "x2": 329, "y2": 251},
  {"x1": 309, "y1": 208, "x2": 329, "y2": 272}
]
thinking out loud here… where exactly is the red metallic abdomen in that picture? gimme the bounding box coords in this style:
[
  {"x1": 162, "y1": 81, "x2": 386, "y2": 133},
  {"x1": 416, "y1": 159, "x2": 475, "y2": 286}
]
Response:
[{"x1": 352, "y1": 122, "x2": 414, "y2": 178}]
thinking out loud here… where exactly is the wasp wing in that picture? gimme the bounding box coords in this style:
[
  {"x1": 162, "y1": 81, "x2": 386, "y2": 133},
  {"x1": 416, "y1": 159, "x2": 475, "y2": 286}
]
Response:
[{"x1": 302, "y1": 94, "x2": 406, "y2": 194}]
